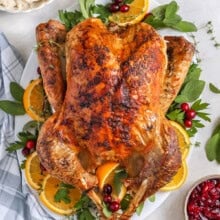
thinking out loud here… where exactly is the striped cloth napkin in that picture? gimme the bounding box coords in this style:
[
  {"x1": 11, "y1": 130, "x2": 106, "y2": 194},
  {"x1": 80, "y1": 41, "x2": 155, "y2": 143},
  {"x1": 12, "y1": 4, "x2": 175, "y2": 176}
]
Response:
[{"x1": 0, "y1": 33, "x2": 61, "y2": 220}]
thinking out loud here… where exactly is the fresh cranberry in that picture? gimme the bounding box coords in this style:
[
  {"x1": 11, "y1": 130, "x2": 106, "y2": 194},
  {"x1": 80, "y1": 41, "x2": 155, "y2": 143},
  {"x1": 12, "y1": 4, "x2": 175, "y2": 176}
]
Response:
[
  {"x1": 103, "y1": 184, "x2": 112, "y2": 195},
  {"x1": 185, "y1": 109, "x2": 196, "y2": 120},
  {"x1": 114, "y1": 0, "x2": 123, "y2": 4},
  {"x1": 184, "y1": 119, "x2": 192, "y2": 128},
  {"x1": 26, "y1": 140, "x2": 36, "y2": 150},
  {"x1": 22, "y1": 147, "x2": 30, "y2": 157},
  {"x1": 109, "y1": 3, "x2": 120, "y2": 12},
  {"x1": 120, "y1": 4, "x2": 130, "y2": 12},
  {"x1": 180, "y1": 103, "x2": 190, "y2": 112},
  {"x1": 103, "y1": 194, "x2": 112, "y2": 204},
  {"x1": 109, "y1": 201, "x2": 120, "y2": 212}
]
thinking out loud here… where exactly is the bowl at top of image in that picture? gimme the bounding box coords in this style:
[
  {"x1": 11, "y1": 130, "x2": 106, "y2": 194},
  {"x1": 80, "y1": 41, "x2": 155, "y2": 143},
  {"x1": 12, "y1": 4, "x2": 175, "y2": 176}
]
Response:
[
  {"x1": 0, "y1": 0, "x2": 55, "y2": 13},
  {"x1": 184, "y1": 175, "x2": 220, "y2": 220}
]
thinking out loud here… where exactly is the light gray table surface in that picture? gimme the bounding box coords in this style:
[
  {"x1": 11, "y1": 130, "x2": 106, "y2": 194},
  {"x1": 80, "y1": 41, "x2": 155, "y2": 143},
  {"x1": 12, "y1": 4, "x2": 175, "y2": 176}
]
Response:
[{"x1": 1, "y1": 0, "x2": 220, "y2": 219}]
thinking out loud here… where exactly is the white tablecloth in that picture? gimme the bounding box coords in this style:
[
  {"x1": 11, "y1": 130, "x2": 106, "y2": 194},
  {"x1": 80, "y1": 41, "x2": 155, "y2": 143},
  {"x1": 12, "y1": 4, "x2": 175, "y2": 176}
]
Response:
[{"x1": 1, "y1": 0, "x2": 220, "y2": 219}]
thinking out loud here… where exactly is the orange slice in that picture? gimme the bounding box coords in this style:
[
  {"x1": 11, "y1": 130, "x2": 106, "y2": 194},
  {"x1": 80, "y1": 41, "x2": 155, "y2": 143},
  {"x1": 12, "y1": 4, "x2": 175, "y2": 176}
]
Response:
[
  {"x1": 39, "y1": 174, "x2": 81, "y2": 215},
  {"x1": 23, "y1": 78, "x2": 50, "y2": 122},
  {"x1": 109, "y1": 0, "x2": 149, "y2": 26},
  {"x1": 160, "y1": 161, "x2": 188, "y2": 191},
  {"x1": 96, "y1": 162, "x2": 126, "y2": 200},
  {"x1": 170, "y1": 121, "x2": 190, "y2": 160},
  {"x1": 25, "y1": 151, "x2": 47, "y2": 190}
]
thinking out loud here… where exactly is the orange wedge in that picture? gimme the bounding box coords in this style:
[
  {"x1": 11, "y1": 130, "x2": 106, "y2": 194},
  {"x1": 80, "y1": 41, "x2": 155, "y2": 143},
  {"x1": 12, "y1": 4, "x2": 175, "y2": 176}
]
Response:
[
  {"x1": 96, "y1": 162, "x2": 126, "y2": 201},
  {"x1": 39, "y1": 174, "x2": 81, "y2": 215},
  {"x1": 23, "y1": 78, "x2": 50, "y2": 122},
  {"x1": 25, "y1": 151, "x2": 47, "y2": 190},
  {"x1": 109, "y1": 0, "x2": 149, "y2": 26}
]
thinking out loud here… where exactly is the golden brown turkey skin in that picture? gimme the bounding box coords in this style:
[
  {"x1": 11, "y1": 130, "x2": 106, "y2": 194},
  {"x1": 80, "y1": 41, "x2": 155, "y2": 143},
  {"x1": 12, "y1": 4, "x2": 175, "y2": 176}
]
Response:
[
  {"x1": 36, "y1": 18, "x2": 194, "y2": 219},
  {"x1": 36, "y1": 20, "x2": 66, "y2": 112}
]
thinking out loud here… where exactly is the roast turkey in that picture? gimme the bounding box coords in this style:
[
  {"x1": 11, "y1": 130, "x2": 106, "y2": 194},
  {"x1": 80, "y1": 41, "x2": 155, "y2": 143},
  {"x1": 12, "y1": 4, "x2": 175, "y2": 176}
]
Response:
[{"x1": 36, "y1": 18, "x2": 194, "y2": 219}]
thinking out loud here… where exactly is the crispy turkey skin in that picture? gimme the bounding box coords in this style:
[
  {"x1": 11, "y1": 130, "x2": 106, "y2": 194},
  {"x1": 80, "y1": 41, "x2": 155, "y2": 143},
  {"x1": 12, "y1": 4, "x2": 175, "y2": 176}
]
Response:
[{"x1": 36, "y1": 18, "x2": 194, "y2": 219}]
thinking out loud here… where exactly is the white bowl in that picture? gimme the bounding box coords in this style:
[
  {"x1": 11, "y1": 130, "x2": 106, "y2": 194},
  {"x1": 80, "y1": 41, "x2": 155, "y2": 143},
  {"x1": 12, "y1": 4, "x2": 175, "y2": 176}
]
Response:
[
  {"x1": 0, "y1": 0, "x2": 55, "y2": 13},
  {"x1": 184, "y1": 175, "x2": 220, "y2": 220}
]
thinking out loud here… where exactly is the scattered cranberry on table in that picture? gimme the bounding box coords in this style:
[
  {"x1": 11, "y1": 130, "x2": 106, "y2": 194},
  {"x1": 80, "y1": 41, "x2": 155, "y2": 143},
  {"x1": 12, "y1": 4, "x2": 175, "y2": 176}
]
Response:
[{"x1": 186, "y1": 178, "x2": 220, "y2": 220}]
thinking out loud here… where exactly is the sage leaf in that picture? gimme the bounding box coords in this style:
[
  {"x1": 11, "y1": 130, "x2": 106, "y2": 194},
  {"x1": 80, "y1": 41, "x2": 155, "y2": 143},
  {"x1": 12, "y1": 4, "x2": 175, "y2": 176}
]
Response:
[
  {"x1": 175, "y1": 80, "x2": 205, "y2": 103},
  {"x1": 165, "y1": 1, "x2": 179, "y2": 19},
  {"x1": 205, "y1": 133, "x2": 220, "y2": 161},
  {"x1": 173, "y1": 20, "x2": 197, "y2": 32},
  {"x1": 0, "y1": 100, "x2": 25, "y2": 115},
  {"x1": 209, "y1": 83, "x2": 220, "y2": 94},
  {"x1": 10, "y1": 82, "x2": 24, "y2": 102}
]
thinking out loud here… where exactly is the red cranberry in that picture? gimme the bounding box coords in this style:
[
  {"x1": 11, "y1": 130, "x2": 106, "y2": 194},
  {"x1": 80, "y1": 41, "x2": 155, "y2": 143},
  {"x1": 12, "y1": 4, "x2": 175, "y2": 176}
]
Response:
[
  {"x1": 109, "y1": 201, "x2": 120, "y2": 212},
  {"x1": 185, "y1": 109, "x2": 196, "y2": 120},
  {"x1": 109, "y1": 3, "x2": 120, "y2": 12},
  {"x1": 26, "y1": 140, "x2": 36, "y2": 150},
  {"x1": 120, "y1": 4, "x2": 130, "y2": 12},
  {"x1": 180, "y1": 103, "x2": 190, "y2": 112},
  {"x1": 103, "y1": 184, "x2": 112, "y2": 195},
  {"x1": 103, "y1": 194, "x2": 112, "y2": 204},
  {"x1": 114, "y1": 0, "x2": 123, "y2": 4},
  {"x1": 184, "y1": 119, "x2": 192, "y2": 128},
  {"x1": 22, "y1": 147, "x2": 30, "y2": 157}
]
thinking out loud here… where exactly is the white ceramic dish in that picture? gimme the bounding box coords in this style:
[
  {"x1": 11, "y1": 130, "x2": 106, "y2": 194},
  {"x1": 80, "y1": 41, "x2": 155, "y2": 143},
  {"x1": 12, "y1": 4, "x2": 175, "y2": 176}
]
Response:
[
  {"x1": 184, "y1": 175, "x2": 220, "y2": 220},
  {"x1": 14, "y1": 0, "x2": 196, "y2": 219},
  {"x1": 0, "y1": 0, "x2": 54, "y2": 13}
]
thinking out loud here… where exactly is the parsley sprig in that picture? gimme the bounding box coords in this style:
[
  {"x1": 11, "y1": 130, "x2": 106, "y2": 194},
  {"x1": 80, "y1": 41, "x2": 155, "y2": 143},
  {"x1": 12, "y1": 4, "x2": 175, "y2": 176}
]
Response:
[
  {"x1": 74, "y1": 193, "x2": 96, "y2": 220},
  {"x1": 54, "y1": 182, "x2": 74, "y2": 204}
]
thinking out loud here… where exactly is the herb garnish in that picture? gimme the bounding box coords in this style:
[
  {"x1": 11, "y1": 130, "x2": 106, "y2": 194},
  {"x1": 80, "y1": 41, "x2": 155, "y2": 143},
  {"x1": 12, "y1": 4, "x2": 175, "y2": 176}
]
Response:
[
  {"x1": 144, "y1": 1, "x2": 197, "y2": 32},
  {"x1": 113, "y1": 169, "x2": 127, "y2": 195},
  {"x1": 59, "y1": 0, "x2": 110, "y2": 31},
  {"x1": 205, "y1": 21, "x2": 220, "y2": 48},
  {"x1": 0, "y1": 82, "x2": 25, "y2": 115},
  {"x1": 136, "y1": 201, "x2": 144, "y2": 216},
  {"x1": 205, "y1": 124, "x2": 220, "y2": 163},
  {"x1": 209, "y1": 83, "x2": 220, "y2": 94},
  {"x1": 54, "y1": 182, "x2": 74, "y2": 204},
  {"x1": 74, "y1": 193, "x2": 96, "y2": 220}
]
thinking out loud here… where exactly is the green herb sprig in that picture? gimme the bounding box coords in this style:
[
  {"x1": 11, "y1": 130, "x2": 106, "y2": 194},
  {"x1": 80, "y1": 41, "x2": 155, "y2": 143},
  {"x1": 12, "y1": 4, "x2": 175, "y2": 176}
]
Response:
[
  {"x1": 74, "y1": 193, "x2": 96, "y2": 220},
  {"x1": 54, "y1": 183, "x2": 74, "y2": 204},
  {"x1": 209, "y1": 83, "x2": 220, "y2": 94},
  {"x1": 59, "y1": 0, "x2": 110, "y2": 31},
  {"x1": 0, "y1": 82, "x2": 25, "y2": 115},
  {"x1": 144, "y1": 1, "x2": 197, "y2": 32},
  {"x1": 6, "y1": 120, "x2": 41, "y2": 153},
  {"x1": 205, "y1": 21, "x2": 220, "y2": 48},
  {"x1": 205, "y1": 124, "x2": 220, "y2": 163}
]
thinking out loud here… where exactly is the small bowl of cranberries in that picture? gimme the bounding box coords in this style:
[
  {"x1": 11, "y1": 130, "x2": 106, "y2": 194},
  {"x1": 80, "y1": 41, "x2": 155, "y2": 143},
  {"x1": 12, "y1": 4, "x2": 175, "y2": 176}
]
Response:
[{"x1": 184, "y1": 175, "x2": 220, "y2": 220}]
